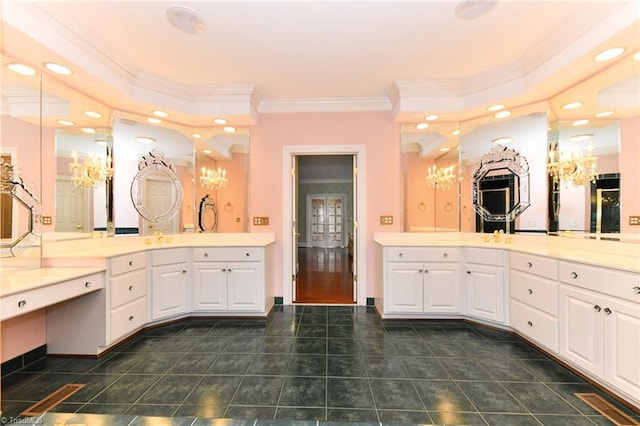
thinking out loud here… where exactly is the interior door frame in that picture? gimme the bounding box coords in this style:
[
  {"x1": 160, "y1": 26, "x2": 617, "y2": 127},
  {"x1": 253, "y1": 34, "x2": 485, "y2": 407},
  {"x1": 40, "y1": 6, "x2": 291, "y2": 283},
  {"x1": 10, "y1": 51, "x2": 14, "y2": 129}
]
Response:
[{"x1": 282, "y1": 145, "x2": 366, "y2": 305}]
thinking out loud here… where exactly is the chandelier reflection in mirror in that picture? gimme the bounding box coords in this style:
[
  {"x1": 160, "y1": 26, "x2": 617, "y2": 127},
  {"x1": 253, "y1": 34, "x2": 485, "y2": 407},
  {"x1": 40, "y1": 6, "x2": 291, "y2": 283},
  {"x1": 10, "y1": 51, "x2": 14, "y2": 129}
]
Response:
[
  {"x1": 200, "y1": 167, "x2": 228, "y2": 190},
  {"x1": 426, "y1": 165, "x2": 456, "y2": 189},
  {"x1": 547, "y1": 145, "x2": 597, "y2": 187},
  {"x1": 69, "y1": 150, "x2": 113, "y2": 189}
]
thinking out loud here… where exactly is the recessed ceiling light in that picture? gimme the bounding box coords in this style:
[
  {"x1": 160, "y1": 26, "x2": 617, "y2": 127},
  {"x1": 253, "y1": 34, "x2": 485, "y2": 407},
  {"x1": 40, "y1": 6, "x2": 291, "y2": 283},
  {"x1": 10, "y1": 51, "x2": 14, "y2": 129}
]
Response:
[
  {"x1": 44, "y1": 62, "x2": 72, "y2": 75},
  {"x1": 203, "y1": 149, "x2": 212, "y2": 154},
  {"x1": 192, "y1": 133, "x2": 202, "y2": 139},
  {"x1": 494, "y1": 110, "x2": 511, "y2": 119},
  {"x1": 487, "y1": 104, "x2": 504, "y2": 112},
  {"x1": 57, "y1": 119, "x2": 75, "y2": 126},
  {"x1": 95, "y1": 140, "x2": 107, "y2": 146},
  {"x1": 7, "y1": 62, "x2": 36, "y2": 76},
  {"x1": 572, "y1": 119, "x2": 589, "y2": 126},
  {"x1": 569, "y1": 134, "x2": 593, "y2": 142},
  {"x1": 213, "y1": 118, "x2": 228, "y2": 125},
  {"x1": 147, "y1": 117, "x2": 162, "y2": 124},
  {"x1": 440, "y1": 147, "x2": 451, "y2": 152},
  {"x1": 492, "y1": 137, "x2": 513, "y2": 144},
  {"x1": 81, "y1": 127, "x2": 96, "y2": 134},
  {"x1": 223, "y1": 126, "x2": 236, "y2": 133},
  {"x1": 562, "y1": 102, "x2": 583, "y2": 110},
  {"x1": 633, "y1": 51, "x2": 640, "y2": 61},
  {"x1": 152, "y1": 110, "x2": 169, "y2": 118},
  {"x1": 166, "y1": 6, "x2": 207, "y2": 35},
  {"x1": 424, "y1": 114, "x2": 439, "y2": 121},
  {"x1": 136, "y1": 136, "x2": 156, "y2": 144},
  {"x1": 84, "y1": 111, "x2": 102, "y2": 118},
  {"x1": 595, "y1": 111, "x2": 614, "y2": 118},
  {"x1": 455, "y1": 0, "x2": 498, "y2": 20},
  {"x1": 452, "y1": 130, "x2": 461, "y2": 136},
  {"x1": 416, "y1": 123, "x2": 429, "y2": 130},
  {"x1": 594, "y1": 47, "x2": 625, "y2": 62}
]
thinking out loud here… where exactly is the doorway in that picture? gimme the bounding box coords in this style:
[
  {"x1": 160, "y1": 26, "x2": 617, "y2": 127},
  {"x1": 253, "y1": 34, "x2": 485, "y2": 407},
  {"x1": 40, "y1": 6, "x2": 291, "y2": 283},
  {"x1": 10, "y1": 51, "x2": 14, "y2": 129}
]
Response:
[
  {"x1": 590, "y1": 174, "x2": 620, "y2": 234},
  {"x1": 282, "y1": 145, "x2": 366, "y2": 306},
  {"x1": 56, "y1": 177, "x2": 88, "y2": 233},
  {"x1": 475, "y1": 175, "x2": 515, "y2": 234}
]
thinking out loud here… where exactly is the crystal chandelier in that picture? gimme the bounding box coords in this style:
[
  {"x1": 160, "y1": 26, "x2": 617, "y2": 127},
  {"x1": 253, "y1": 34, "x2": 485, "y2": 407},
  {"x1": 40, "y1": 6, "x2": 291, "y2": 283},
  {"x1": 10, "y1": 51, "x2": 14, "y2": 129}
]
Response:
[
  {"x1": 547, "y1": 146, "x2": 597, "y2": 187},
  {"x1": 200, "y1": 166, "x2": 228, "y2": 190},
  {"x1": 426, "y1": 165, "x2": 456, "y2": 189},
  {"x1": 69, "y1": 150, "x2": 113, "y2": 189}
]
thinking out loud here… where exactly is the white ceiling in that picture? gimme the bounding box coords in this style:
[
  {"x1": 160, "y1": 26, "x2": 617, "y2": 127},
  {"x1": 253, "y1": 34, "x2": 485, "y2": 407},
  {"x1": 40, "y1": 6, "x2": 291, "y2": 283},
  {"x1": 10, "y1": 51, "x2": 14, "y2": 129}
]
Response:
[{"x1": 2, "y1": 0, "x2": 639, "y2": 130}]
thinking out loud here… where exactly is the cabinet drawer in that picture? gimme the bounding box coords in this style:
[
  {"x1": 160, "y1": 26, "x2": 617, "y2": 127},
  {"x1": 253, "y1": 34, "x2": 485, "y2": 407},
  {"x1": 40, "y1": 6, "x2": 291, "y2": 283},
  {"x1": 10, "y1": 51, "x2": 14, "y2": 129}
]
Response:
[
  {"x1": 510, "y1": 252, "x2": 558, "y2": 280},
  {"x1": 151, "y1": 248, "x2": 188, "y2": 266},
  {"x1": 466, "y1": 248, "x2": 505, "y2": 266},
  {"x1": 510, "y1": 270, "x2": 558, "y2": 316},
  {"x1": 193, "y1": 247, "x2": 263, "y2": 262},
  {"x1": 110, "y1": 297, "x2": 147, "y2": 341},
  {"x1": 559, "y1": 261, "x2": 640, "y2": 304},
  {"x1": 1, "y1": 273, "x2": 104, "y2": 321},
  {"x1": 510, "y1": 299, "x2": 558, "y2": 352},
  {"x1": 385, "y1": 247, "x2": 460, "y2": 262},
  {"x1": 110, "y1": 269, "x2": 147, "y2": 309},
  {"x1": 110, "y1": 252, "x2": 147, "y2": 276}
]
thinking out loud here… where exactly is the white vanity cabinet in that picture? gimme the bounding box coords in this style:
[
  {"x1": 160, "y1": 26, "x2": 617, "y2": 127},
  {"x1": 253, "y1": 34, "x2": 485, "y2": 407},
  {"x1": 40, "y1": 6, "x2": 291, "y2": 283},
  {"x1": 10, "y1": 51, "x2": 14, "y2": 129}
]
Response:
[
  {"x1": 465, "y1": 248, "x2": 508, "y2": 325},
  {"x1": 509, "y1": 252, "x2": 559, "y2": 351},
  {"x1": 150, "y1": 248, "x2": 188, "y2": 320},
  {"x1": 380, "y1": 247, "x2": 461, "y2": 316},
  {"x1": 559, "y1": 261, "x2": 640, "y2": 406},
  {"x1": 192, "y1": 247, "x2": 267, "y2": 313},
  {"x1": 107, "y1": 252, "x2": 148, "y2": 343}
]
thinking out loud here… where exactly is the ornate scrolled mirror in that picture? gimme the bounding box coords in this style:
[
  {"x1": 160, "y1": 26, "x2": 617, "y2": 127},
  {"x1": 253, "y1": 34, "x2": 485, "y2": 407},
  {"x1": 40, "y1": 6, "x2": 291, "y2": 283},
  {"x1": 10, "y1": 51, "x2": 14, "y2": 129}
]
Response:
[
  {"x1": 401, "y1": 122, "x2": 460, "y2": 232},
  {"x1": 460, "y1": 103, "x2": 549, "y2": 234}
]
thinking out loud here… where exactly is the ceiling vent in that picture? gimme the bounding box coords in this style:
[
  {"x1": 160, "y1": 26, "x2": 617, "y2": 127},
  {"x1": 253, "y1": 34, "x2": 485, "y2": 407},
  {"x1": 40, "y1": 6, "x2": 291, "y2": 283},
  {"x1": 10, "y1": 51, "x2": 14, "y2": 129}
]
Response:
[
  {"x1": 166, "y1": 6, "x2": 207, "y2": 35},
  {"x1": 455, "y1": 0, "x2": 499, "y2": 20}
]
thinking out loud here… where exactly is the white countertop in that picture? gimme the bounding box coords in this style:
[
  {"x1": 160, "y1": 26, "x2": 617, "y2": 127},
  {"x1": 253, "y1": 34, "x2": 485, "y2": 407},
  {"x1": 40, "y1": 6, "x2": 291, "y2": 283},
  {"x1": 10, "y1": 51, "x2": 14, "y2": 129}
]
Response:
[
  {"x1": 1, "y1": 267, "x2": 105, "y2": 297},
  {"x1": 374, "y1": 232, "x2": 640, "y2": 273}
]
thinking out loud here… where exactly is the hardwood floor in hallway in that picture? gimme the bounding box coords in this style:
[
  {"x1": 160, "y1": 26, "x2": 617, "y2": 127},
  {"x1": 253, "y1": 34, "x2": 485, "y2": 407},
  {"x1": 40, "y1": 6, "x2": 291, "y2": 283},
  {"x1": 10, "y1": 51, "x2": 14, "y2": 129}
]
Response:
[{"x1": 295, "y1": 247, "x2": 354, "y2": 304}]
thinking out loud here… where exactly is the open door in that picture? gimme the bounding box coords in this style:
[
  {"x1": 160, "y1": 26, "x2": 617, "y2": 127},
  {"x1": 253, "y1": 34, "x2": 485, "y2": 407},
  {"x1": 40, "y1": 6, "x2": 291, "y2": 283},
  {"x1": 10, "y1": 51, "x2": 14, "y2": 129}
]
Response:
[{"x1": 291, "y1": 155, "x2": 299, "y2": 302}]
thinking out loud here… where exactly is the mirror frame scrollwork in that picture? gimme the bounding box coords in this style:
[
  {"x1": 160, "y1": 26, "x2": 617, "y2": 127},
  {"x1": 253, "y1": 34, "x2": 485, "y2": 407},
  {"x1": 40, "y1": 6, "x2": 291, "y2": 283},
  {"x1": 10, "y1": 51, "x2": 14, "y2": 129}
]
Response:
[
  {"x1": 130, "y1": 148, "x2": 183, "y2": 223},
  {"x1": 472, "y1": 145, "x2": 531, "y2": 222},
  {"x1": 198, "y1": 194, "x2": 218, "y2": 232},
  {"x1": 1, "y1": 159, "x2": 42, "y2": 256}
]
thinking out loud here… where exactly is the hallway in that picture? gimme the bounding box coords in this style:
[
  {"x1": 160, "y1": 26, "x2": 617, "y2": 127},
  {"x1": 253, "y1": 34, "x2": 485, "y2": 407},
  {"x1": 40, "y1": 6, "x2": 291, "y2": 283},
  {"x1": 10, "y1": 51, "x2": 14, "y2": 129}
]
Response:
[{"x1": 295, "y1": 247, "x2": 354, "y2": 304}]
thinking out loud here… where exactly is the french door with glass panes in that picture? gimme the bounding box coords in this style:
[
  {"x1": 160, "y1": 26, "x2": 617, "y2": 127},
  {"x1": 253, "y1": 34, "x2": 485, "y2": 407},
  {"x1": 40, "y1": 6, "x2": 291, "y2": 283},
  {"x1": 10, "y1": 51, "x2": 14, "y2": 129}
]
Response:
[{"x1": 307, "y1": 194, "x2": 346, "y2": 248}]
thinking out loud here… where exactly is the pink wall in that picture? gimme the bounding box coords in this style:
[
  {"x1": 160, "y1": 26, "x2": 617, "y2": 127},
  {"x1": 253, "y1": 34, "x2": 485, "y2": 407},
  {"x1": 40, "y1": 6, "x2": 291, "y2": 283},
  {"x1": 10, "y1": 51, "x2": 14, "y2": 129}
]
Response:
[
  {"x1": 250, "y1": 112, "x2": 401, "y2": 298},
  {"x1": 404, "y1": 152, "x2": 436, "y2": 230},
  {"x1": 620, "y1": 116, "x2": 640, "y2": 234}
]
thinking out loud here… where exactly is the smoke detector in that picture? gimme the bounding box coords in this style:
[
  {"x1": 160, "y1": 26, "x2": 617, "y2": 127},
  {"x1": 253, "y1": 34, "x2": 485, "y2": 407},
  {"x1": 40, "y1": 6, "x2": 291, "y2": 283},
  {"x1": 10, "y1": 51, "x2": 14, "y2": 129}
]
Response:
[{"x1": 166, "y1": 6, "x2": 207, "y2": 35}]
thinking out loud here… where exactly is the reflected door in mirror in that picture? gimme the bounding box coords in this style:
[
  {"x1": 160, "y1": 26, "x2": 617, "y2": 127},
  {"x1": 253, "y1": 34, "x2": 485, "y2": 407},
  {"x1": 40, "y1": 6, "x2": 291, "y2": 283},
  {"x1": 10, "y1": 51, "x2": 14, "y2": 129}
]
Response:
[
  {"x1": 476, "y1": 175, "x2": 515, "y2": 234},
  {"x1": 55, "y1": 177, "x2": 87, "y2": 232}
]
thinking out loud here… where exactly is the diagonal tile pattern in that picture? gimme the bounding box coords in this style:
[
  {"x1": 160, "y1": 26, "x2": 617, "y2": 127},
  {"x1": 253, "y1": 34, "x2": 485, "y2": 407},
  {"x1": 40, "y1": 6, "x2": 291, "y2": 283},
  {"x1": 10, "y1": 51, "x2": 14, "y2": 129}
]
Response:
[{"x1": 2, "y1": 305, "x2": 639, "y2": 425}]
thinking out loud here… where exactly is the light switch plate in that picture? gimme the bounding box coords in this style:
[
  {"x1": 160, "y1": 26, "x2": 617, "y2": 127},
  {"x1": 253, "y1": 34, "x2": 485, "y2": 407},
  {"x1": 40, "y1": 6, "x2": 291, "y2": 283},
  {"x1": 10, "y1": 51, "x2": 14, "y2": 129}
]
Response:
[
  {"x1": 253, "y1": 216, "x2": 269, "y2": 226},
  {"x1": 380, "y1": 215, "x2": 393, "y2": 225}
]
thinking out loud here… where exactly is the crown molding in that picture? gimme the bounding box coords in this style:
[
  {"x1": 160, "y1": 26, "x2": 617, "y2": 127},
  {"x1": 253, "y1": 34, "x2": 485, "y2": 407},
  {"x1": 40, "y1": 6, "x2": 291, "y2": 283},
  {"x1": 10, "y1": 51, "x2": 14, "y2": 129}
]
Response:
[{"x1": 258, "y1": 97, "x2": 392, "y2": 114}]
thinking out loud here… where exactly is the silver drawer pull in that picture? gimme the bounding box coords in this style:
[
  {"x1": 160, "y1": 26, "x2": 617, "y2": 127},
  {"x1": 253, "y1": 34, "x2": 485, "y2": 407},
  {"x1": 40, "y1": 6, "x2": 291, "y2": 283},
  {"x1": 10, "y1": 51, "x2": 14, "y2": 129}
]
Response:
[
  {"x1": 418, "y1": 269, "x2": 423, "y2": 274},
  {"x1": 633, "y1": 286, "x2": 640, "y2": 295},
  {"x1": 129, "y1": 261, "x2": 133, "y2": 266},
  {"x1": 398, "y1": 253, "x2": 403, "y2": 258},
  {"x1": 443, "y1": 253, "x2": 448, "y2": 258},
  {"x1": 604, "y1": 308, "x2": 612, "y2": 315},
  {"x1": 204, "y1": 253, "x2": 209, "y2": 258},
  {"x1": 18, "y1": 300, "x2": 27, "y2": 308},
  {"x1": 182, "y1": 270, "x2": 187, "y2": 274},
  {"x1": 527, "y1": 289, "x2": 533, "y2": 295},
  {"x1": 593, "y1": 305, "x2": 601, "y2": 312},
  {"x1": 85, "y1": 281, "x2": 91, "y2": 288},
  {"x1": 527, "y1": 321, "x2": 533, "y2": 327},
  {"x1": 527, "y1": 262, "x2": 532, "y2": 268},
  {"x1": 570, "y1": 272, "x2": 578, "y2": 279},
  {"x1": 129, "y1": 315, "x2": 134, "y2": 321},
  {"x1": 424, "y1": 269, "x2": 429, "y2": 273},
  {"x1": 246, "y1": 252, "x2": 251, "y2": 257},
  {"x1": 129, "y1": 285, "x2": 134, "y2": 291}
]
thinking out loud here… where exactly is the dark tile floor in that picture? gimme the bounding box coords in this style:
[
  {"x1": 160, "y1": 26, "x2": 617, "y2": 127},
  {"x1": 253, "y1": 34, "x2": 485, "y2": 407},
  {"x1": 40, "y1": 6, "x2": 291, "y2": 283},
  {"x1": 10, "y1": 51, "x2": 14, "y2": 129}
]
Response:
[{"x1": 2, "y1": 305, "x2": 639, "y2": 425}]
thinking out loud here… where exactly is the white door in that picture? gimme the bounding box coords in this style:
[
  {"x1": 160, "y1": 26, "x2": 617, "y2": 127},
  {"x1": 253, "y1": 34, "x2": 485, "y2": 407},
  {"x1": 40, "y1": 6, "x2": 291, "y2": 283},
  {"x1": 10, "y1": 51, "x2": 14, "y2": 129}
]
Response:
[
  {"x1": 193, "y1": 262, "x2": 228, "y2": 311},
  {"x1": 424, "y1": 263, "x2": 460, "y2": 313},
  {"x1": 143, "y1": 177, "x2": 178, "y2": 235},
  {"x1": 466, "y1": 264, "x2": 505, "y2": 323},
  {"x1": 151, "y1": 263, "x2": 188, "y2": 320},
  {"x1": 307, "y1": 194, "x2": 346, "y2": 248},
  {"x1": 56, "y1": 177, "x2": 87, "y2": 232}
]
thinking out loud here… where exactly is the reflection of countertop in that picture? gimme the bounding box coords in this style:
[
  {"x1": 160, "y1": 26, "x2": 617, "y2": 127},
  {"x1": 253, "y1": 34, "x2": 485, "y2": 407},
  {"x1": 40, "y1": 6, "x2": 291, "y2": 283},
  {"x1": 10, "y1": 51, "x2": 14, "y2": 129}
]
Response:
[
  {"x1": 1, "y1": 267, "x2": 105, "y2": 297},
  {"x1": 373, "y1": 232, "x2": 640, "y2": 273}
]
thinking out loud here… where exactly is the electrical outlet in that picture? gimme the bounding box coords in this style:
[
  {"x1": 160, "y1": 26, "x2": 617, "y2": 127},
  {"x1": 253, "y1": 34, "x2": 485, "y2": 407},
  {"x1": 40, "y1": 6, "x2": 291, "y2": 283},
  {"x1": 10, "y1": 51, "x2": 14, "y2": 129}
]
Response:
[
  {"x1": 380, "y1": 215, "x2": 393, "y2": 225},
  {"x1": 253, "y1": 216, "x2": 269, "y2": 226},
  {"x1": 629, "y1": 216, "x2": 640, "y2": 226},
  {"x1": 42, "y1": 216, "x2": 52, "y2": 225}
]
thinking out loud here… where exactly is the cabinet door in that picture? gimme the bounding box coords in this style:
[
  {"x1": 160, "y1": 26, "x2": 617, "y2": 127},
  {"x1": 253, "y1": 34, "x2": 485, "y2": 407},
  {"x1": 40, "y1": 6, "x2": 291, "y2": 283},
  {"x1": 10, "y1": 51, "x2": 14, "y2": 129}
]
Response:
[
  {"x1": 227, "y1": 262, "x2": 263, "y2": 311},
  {"x1": 385, "y1": 262, "x2": 424, "y2": 313},
  {"x1": 466, "y1": 264, "x2": 504, "y2": 323},
  {"x1": 424, "y1": 263, "x2": 460, "y2": 313},
  {"x1": 192, "y1": 262, "x2": 228, "y2": 311},
  {"x1": 558, "y1": 286, "x2": 603, "y2": 376},
  {"x1": 603, "y1": 297, "x2": 640, "y2": 400},
  {"x1": 151, "y1": 263, "x2": 188, "y2": 320}
]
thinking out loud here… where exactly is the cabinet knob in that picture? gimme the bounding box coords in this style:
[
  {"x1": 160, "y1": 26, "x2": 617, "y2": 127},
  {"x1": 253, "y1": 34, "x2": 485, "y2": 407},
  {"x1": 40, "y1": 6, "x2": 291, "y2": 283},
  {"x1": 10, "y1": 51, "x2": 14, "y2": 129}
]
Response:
[
  {"x1": 593, "y1": 305, "x2": 601, "y2": 312},
  {"x1": 527, "y1": 262, "x2": 532, "y2": 268},
  {"x1": 129, "y1": 285, "x2": 134, "y2": 291},
  {"x1": 129, "y1": 316, "x2": 134, "y2": 321},
  {"x1": 604, "y1": 308, "x2": 612, "y2": 315},
  {"x1": 443, "y1": 253, "x2": 448, "y2": 258},
  {"x1": 17, "y1": 300, "x2": 27, "y2": 308},
  {"x1": 182, "y1": 270, "x2": 187, "y2": 274},
  {"x1": 527, "y1": 321, "x2": 533, "y2": 327},
  {"x1": 418, "y1": 269, "x2": 423, "y2": 274},
  {"x1": 222, "y1": 268, "x2": 226, "y2": 272},
  {"x1": 527, "y1": 288, "x2": 533, "y2": 295},
  {"x1": 228, "y1": 268, "x2": 232, "y2": 273},
  {"x1": 398, "y1": 253, "x2": 404, "y2": 258},
  {"x1": 633, "y1": 286, "x2": 640, "y2": 294},
  {"x1": 85, "y1": 281, "x2": 91, "y2": 288},
  {"x1": 466, "y1": 271, "x2": 471, "y2": 274},
  {"x1": 129, "y1": 261, "x2": 133, "y2": 266},
  {"x1": 204, "y1": 253, "x2": 209, "y2": 258},
  {"x1": 246, "y1": 252, "x2": 250, "y2": 257},
  {"x1": 570, "y1": 272, "x2": 578, "y2": 279},
  {"x1": 424, "y1": 269, "x2": 429, "y2": 274}
]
